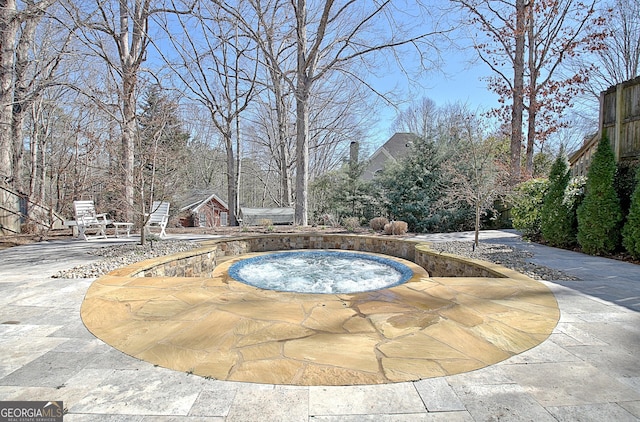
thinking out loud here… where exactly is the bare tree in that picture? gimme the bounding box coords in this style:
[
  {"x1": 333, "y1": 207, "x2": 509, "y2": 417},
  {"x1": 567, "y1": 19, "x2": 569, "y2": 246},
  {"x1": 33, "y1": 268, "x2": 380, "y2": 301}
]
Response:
[
  {"x1": 248, "y1": 93, "x2": 296, "y2": 206},
  {"x1": 0, "y1": 0, "x2": 58, "y2": 187},
  {"x1": 307, "y1": 75, "x2": 374, "y2": 177},
  {"x1": 392, "y1": 97, "x2": 439, "y2": 141},
  {"x1": 180, "y1": 104, "x2": 228, "y2": 190},
  {"x1": 65, "y1": 0, "x2": 193, "y2": 221},
  {"x1": 453, "y1": 0, "x2": 606, "y2": 178},
  {"x1": 158, "y1": 0, "x2": 259, "y2": 226},
  {"x1": 442, "y1": 112, "x2": 510, "y2": 246},
  {"x1": 290, "y1": 0, "x2": 445, "y2": 225},
  {"x1": 583, "y1": 0, "x2": 640, "y2": 96},
  {"x1": 37, "y1": 85, "x2": 115, "y2": 217},
  {"x1": 14, "y1": 5, "x2": 74, "y2": 201},
  {"x1": 247, "y1": 0, "x2": 296, "y2": 207}
]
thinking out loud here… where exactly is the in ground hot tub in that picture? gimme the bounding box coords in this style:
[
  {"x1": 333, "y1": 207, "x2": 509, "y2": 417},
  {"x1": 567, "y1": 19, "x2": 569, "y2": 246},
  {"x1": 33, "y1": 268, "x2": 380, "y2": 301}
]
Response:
[
  {"x1": 81, "y1": 233, "x2": 560, "y2": 386},
  {"x1": 228, "y1": 250, "x2": 414, "y2": 294}
]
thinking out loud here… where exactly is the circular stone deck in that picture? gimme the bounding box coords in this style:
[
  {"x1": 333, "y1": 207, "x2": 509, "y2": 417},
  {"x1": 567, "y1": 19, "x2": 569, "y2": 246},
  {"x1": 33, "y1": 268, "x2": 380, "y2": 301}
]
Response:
[{"x1": 81, "y1": 249, "x2": 560, "y2": 386}]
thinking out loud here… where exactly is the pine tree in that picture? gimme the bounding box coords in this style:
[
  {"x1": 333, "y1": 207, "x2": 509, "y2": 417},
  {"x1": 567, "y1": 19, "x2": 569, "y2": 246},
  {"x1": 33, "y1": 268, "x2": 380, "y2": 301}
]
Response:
[
  {"x1": 622, "y1": 167, "x2": 640, "y2": 259},
  {"x1": 541, "y1": 150, "x2": 575, "y2": 247},
  {"x1": 577, "y1": 135, "x2": 622, "y2": 255}
]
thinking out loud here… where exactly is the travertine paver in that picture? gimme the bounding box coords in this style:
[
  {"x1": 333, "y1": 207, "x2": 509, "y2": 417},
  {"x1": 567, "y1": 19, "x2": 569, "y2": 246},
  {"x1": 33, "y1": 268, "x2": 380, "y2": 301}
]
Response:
[
  {"x1": 1, "y1": 231, "x2": 639, "y2": 420},
  {"x1": 80, "y1": 251, "x2": 560, "y2": 385}
]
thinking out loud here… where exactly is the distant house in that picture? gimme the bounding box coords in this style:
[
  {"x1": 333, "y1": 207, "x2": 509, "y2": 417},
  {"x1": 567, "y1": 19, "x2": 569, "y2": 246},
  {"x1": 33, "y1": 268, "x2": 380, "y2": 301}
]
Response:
[
  {"x1": 178, "y1": 190, "x2": 229, "y2": 227},
  {"x1": 361, "y1": 133, "x2": 419, "y2": 180},
  {"x1": 239, "y1": 207, "x2": 294, "y2": 225}
]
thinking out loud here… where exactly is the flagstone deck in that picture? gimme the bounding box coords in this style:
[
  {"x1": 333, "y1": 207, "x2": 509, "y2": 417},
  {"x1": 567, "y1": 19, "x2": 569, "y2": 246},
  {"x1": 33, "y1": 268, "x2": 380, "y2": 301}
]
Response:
[{"x1": 80, "y1": 237, "x2": 559, "y2": 386}]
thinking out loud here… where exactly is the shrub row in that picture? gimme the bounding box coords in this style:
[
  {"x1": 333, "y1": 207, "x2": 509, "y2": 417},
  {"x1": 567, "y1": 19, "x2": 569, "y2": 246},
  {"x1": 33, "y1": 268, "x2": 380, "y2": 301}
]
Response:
[{"x1": 511, "y1": 135, "x2": 640, "y2": 258}]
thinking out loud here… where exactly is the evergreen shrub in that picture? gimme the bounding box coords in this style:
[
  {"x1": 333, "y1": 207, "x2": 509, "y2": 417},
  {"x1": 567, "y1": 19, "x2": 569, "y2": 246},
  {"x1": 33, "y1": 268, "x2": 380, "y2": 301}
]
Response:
[
  {"x1": 540, "y1": 152, "x2": 575, "y2": 247},
  {"x1": 577, "y1": 135, "x2": 622, "y2": 255},
  {"x1": 615, "y1": 161, "x2": 640, "y2": 217},
  {"x1": 510, "y1": 178, "x2": 549, "y2": 241},
  {"x1": 622, "y1": 167, "x2": 640, "y2": 259}
]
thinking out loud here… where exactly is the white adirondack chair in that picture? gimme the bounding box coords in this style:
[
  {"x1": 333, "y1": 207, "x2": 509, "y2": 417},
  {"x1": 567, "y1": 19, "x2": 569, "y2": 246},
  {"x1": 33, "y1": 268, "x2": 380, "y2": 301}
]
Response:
[
  {"x1": 73, "y1": 200, "x2": 111, "y2": 240},
  {"x1": 145, "y1": 201, "x2": 170, "y2": 237}
]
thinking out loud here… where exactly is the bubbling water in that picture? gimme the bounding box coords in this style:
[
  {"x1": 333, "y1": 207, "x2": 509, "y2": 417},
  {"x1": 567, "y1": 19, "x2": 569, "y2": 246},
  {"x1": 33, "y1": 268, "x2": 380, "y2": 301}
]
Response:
[{"x1": 228, "y1": 250, "x2": 413, "y2": 294}]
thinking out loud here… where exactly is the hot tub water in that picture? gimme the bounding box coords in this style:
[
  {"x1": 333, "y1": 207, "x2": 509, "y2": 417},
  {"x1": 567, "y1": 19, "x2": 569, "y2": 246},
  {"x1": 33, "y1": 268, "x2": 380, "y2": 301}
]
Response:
[{"x1": 228, "y1": 250, "x2": 413, "y2": 294}]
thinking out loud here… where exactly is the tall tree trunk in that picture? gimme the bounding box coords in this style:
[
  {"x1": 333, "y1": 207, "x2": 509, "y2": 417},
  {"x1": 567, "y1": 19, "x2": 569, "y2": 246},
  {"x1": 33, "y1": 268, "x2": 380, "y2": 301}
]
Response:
[
  {"x1": 122, "y1": 74, "x2": 136, "y2": 221},
  {"x1": 11, "y1": 99, "x2": 24, "y2": 191},
  {"x1": 525, "y1": 10, "x2": 536, "y2": 177},
  {"x1": 294, "y1": 0, "x2": 309, "y2": 226},
  {"x1": 0, "y1": 0, "x2": 18, "y2": 184},
  {"x1": 294, "y1": 83, "x2": 309, "y2": 225},
  {"x1": 279, "y1": 139, "x2": 291, "y2": 206},
  {"x1": 12, "y1": 11, "x2": 43, "y2": 193},
  {"x1": 222, "y1": 126, "x2": 238, "y2": 226},
  {"x1": 526, "y1": 90, "x2": 537, "y2": 177},
  {"x1": 511, "y1": 0, "x2": 526, "y2": 182},
  {"x1": 39, "y1": 129, "x2": 46, "y2": 206},
  {"x1": 234, "y1": 112, "x2": 242, "y2": 226},
  {"x1": 274, "y1": 82, "x2": 292, "y2": 206},
  {"x1": 475, "y1": 202, "x2": 481, "y2": 248},
  {"x1": 29, "y1": 117, "x2": 38, "y2": 200}
]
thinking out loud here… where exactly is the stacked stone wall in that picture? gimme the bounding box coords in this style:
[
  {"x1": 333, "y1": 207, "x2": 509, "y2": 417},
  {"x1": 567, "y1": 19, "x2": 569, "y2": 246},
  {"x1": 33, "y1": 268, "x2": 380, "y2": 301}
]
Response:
[{"x1": 129, "y1": 234, "x2": 506, "y2": 279}]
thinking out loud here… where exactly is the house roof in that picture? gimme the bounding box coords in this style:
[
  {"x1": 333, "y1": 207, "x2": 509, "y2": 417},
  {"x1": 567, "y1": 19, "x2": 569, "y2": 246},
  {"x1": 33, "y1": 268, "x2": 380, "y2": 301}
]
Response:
[
  {"x1": 362, "y1": 133, "x2": 418, "y2": 180},
  {"x1": 178, "y1": 190, "x2": 229, "y2": 213}
]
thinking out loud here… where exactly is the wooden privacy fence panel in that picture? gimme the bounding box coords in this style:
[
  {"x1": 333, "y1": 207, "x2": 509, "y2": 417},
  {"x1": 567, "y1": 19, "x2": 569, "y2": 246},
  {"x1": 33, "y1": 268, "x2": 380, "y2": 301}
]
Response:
[
  {"x1": 570, "y1": 76, "x2": 640, "y2": 176},
  {"x1": 601, "y1": 76, "x2": 640, "y2": 161},
  {"x1": 0, "y1": 184, "x2": 21, "y2": 235},
  {"x1": 0, "y1": 183, "x2": 65, "y2": 236}
]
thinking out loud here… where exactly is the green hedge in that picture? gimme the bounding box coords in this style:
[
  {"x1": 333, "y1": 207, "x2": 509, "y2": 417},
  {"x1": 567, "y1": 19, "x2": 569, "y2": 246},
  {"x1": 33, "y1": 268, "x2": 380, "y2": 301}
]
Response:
[
  {"x1": 577, "y1": 135, "x2": 622, "y2": 255},
  {"x1": 510, "y1": 178, "x2": 549, "y2": 241},
  {"x1": 541, "y1": 153, "x2": 575, "y2": 247},
  {"x1": 623, "y1": 167, "x2": 640, "y2": 259}
]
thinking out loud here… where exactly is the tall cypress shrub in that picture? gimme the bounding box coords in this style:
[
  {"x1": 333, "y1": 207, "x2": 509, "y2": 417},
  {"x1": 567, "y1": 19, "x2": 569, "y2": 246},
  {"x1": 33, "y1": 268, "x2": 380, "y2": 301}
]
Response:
[
  {"x1": 577, "y1": 135, "x2": 622, "y2": 255},
  {"x1": 622, "y1": 167, "x2": 640, "y2": 259},
  {"x1": 541, "y1": 151, "x2": 574, "y2": 247}
]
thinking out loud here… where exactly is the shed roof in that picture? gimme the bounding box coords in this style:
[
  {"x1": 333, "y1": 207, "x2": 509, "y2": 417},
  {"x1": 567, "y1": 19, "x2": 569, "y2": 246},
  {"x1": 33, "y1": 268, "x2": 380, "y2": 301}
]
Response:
[{"x1": 178, "y1": 190, "x2": 229, "y2": 213}]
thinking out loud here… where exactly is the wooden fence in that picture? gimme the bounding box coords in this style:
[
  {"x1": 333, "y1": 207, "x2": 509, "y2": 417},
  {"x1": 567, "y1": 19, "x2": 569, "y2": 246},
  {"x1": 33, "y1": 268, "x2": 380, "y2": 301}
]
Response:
[
  {"x1": 0, "y1": 183, "x2": 64, "y2": 236},
  {"x1": 570, "y1": 76, "x2": 640, "y2": 175},
  {"x1": 0, "y1": 184, "x2": 21, "y2": 235},
  {"x1": 602, "y1": 76, "x2": 640, "y2": 161}
]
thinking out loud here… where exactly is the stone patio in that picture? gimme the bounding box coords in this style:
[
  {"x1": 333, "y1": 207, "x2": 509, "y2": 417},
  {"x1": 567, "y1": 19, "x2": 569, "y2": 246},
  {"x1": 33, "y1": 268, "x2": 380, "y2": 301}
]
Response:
[
  {"x1": 0, "y1": 230, "x2": 638, "y2": 421},
  {"x1": 81, "y1": 251, "x2": 559, "y2": 385}
]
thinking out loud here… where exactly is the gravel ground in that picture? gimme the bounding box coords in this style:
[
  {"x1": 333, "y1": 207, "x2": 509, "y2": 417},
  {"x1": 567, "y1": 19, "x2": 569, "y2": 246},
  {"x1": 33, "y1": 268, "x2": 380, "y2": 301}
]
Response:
[
  {"x1": 52, "y1": 240, "x2": 199, "y2": 279},
  {"x1": 428, "y1": 241, "x2": 580, "y2": 281},
  {"x1": 52, "y1": 239, "x2": 579, "y2": 281}
]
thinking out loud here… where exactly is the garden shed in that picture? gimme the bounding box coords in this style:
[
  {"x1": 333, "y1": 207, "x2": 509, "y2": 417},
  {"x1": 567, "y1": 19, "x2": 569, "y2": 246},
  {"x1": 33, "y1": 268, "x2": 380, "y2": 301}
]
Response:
[
  {"x1": 178, "y1": 190, "x2": 229, "y2": 227},
  {"x1": 239, "y1": 207, "x2": 294, "y2": 225}
]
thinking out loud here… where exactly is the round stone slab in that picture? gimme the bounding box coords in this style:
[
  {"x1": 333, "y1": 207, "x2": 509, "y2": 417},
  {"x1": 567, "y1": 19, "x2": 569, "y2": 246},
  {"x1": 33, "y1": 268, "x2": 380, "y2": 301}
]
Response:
[{"x1": 81, "y1": 251, "x2": 560, "y2": 386}]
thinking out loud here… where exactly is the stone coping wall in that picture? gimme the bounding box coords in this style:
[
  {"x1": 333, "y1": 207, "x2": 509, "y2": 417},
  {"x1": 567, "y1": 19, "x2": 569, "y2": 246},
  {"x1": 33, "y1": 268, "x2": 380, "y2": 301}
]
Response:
[{"x1": 119, "y1": 234, "x2": 513, "y2": 280}]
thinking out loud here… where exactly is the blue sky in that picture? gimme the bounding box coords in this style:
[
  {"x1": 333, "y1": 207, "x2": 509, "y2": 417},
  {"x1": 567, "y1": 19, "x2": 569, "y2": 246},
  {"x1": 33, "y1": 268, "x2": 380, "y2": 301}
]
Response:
[{"x1": 368, "y1": 56, "x2": 502, "y2": 149}]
